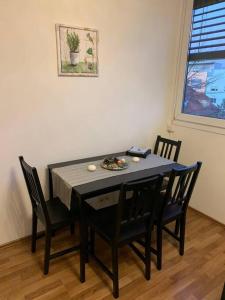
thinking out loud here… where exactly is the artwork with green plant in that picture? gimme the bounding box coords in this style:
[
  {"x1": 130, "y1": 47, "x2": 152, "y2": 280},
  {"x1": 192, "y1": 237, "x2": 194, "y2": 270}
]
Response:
[
  {"x1": 56, "y1": 24, "x2": 98, "y2": 76},
  {"x1": 66, "y1": 31, "x2": 80, "y2": 53}
]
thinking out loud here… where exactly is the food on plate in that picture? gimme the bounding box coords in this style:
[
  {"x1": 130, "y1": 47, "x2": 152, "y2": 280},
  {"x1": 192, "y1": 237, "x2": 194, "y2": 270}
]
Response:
[{"x1": 101, "y1": 157, "x2": 128, "y2": 171}]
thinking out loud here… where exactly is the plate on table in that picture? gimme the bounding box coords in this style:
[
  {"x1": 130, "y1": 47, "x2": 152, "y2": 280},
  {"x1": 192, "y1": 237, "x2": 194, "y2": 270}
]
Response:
[{"x1": 101, "y1": 157, "x2": 128, "y2": 171}]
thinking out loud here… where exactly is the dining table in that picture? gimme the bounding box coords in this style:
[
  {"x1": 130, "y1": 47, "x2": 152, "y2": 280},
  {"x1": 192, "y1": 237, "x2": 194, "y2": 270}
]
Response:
[{"x1": 47, "y1": 151, "x2": 183, "y2": 282}]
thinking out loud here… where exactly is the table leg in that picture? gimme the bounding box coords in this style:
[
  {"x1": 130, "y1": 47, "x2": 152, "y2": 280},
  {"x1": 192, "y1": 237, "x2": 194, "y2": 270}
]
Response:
[{"x1": 78, "y1": 194, "x2": 87, "y2": 283}]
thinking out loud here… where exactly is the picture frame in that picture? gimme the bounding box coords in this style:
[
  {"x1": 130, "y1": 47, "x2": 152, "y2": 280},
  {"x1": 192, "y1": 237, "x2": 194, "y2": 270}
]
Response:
[{"x1": 56, "y1": 24, "x2": 99, "y2": 77}]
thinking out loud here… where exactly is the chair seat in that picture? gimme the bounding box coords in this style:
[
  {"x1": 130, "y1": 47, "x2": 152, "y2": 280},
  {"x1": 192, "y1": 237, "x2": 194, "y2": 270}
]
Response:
[
  {"x1": 155, "y1": 195, "x2": 183, "y2": 224},
  {"x1": 162, "y1": 204, "x2": 183, "y2": 223},
  {"x1": 37, "y1": 197, "x2": 73, "y2": 229},
  {"x1": 86, "y1": 204, "x2": 147, "y2": 244}
]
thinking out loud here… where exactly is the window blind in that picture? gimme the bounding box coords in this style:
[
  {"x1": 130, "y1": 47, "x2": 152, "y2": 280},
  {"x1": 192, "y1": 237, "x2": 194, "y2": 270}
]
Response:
[
  {"x1": 189, "y1": 0, "x2": 225, "y2": 60},
  {"x1": 194, "y1": 0, "x2": 225, "y2": 9}
]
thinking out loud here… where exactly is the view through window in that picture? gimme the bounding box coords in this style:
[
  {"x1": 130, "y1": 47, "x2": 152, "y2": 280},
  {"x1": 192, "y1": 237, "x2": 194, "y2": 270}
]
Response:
[{"x1": 182, "y1": 0, "x2": 225, "y2": 120}]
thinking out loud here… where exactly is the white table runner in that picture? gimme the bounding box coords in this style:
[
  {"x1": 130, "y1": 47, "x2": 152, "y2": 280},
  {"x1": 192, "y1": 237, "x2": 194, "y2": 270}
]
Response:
[{"x1": 52, "y1": 154, "x2": 173, "y2": 208}]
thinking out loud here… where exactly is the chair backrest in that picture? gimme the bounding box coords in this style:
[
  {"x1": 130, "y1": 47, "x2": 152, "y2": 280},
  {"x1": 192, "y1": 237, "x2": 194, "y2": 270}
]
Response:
[
  {"x1": 159, "y1": 161, "x2": 202, "y2": 218},
  {"x1": 19, "y1": 156, "x2": 50, "y2": 226},
  {"x1": 114, "y1": 175, "x2": 163, "y2": 241},
  {"x1": 154, "y1": 135, "x2": 182, "y2": 162}
]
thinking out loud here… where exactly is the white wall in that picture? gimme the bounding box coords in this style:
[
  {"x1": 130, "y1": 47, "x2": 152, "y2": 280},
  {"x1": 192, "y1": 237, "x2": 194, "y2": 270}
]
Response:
[
  {"x1": 167, "y1": 0, "x2": 225, "y2": 225},
  {"x1": 0, "y1": 0, "x2": 181, "y2": 245}
]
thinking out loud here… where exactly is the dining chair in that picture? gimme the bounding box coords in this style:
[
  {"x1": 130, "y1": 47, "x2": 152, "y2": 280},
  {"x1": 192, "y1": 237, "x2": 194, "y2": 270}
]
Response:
[
  {"x1": 19, "y1": 156, "x2": 79, "y2": 274},
  {"x1": 84, "y1": 175, "x2": 163, "y2": 298},
  {"x1": 154, "y1": 135, "x2": 182, "y2": 193},
  {"x1": 153, "y1": 161, "x2": 202, "y2": 270},
  {"x1": 153, "y1": 135, "x2": 182, "y2": 162}
]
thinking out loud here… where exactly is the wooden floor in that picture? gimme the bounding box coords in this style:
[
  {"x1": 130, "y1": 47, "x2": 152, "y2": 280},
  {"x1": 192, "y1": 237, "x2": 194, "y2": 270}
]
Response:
[{"x1": 0, "y1": 208, "x2": 224, "y2": 300}]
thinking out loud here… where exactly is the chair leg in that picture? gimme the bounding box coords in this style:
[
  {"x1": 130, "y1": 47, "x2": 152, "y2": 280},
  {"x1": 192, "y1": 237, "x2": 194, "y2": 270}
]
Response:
[
  {"x1": 31, "y1": 213, "x2": 37, "y2": 253},
  {"x1": 175, "y1": 218, "x2": 180, "y2": 236},
  {"x1": 90, "y1": 227, "x2": 95, "y2": 255},
  {"x1": 112, "y1": 246, "x2": 119, "y2": 298},
  {"x1": 156, "y1": 225, "x2": 163, "y2": 270},
  {"x1": 44, "y1": 229, "x2": 52, "y2": 275},
  {"x1": 145, "y1": 231, "x2": 151, "y2": 280},
  {"x1": 179, "y1": 216, "x2": 186, "y2": 256},
  {"x1": 70, "y1": 223, "x2": 75, "y2": 235}
]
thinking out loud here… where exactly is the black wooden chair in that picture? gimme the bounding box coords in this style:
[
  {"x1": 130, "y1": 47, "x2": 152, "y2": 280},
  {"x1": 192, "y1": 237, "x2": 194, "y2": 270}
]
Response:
[
  {"x1": 84, "y1": 175, "x2": 163, "y2": 298},
  {"x1": 19, "y1": 156, "x2": 79, "y2": 274},
  {"x1": 154, "y1": 135, "x2": 182, "y2": 192},
  {"x1": 153, "y1": 161, "x2": 202, "y2": 270},
  {"x1": 154, "y1": 135, "x2": 182, "y2": 162}
]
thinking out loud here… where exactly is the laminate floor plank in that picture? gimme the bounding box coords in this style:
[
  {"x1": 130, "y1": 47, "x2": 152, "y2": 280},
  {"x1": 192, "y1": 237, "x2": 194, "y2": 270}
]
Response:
[{"x1": 0, "y1": 209, "x2": 224, "y2": 300}]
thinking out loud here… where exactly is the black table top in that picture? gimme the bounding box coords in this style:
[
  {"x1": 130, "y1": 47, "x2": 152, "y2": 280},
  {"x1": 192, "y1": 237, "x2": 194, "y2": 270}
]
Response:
[{"x1": 48, "y1": 151, "x2": 183, "y2": 199}]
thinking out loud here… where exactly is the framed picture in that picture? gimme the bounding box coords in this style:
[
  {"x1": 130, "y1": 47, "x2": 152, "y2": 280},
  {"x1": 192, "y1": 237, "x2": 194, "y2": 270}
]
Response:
[{"x1": 56, "y1": 24, "x2": 98, "y2": 77}]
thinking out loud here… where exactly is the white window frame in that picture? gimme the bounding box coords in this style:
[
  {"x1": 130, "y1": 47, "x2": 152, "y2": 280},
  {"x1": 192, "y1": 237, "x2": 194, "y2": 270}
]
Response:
[{"x1": 172, "y1": 0, "x2": 225, "y2": 134}]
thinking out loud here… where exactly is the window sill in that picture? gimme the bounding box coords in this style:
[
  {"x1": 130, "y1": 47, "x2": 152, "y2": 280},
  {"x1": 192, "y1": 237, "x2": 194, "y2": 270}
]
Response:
[{"x1": 172, "y1": 114, "x2": 225, "y2": 136}]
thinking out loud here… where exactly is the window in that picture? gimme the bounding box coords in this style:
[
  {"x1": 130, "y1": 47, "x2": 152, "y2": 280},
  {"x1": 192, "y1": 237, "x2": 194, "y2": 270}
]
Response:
[{"x1": 182, "y1": 0, "x2": 225, "y2": 121}]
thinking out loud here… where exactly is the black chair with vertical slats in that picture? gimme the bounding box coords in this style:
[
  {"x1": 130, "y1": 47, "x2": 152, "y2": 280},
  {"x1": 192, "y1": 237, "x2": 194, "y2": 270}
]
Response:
[
  {"x1": 153, "y1": 161, "x2": 202, "y2": 270},
  {"x1": 85, "y1": 175, "x2": 163, "y2": 298},
  {"x1": 154, "y1": 135, "x2": 182, "y2": 191},
  {"x1": 19, "y1": 156, "x2": 79, "y2": 275},
  {"x1": 154, "y1": 135, "x2": 182, "y2": 162}
]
